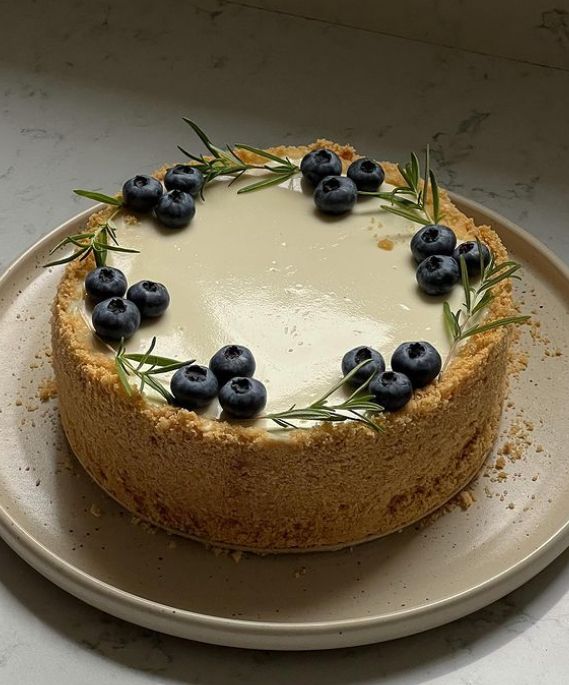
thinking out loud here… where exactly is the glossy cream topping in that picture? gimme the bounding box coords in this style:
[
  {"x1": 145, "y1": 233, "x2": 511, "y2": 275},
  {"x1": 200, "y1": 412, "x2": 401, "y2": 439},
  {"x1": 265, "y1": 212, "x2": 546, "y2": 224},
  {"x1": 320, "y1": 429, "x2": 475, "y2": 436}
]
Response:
[{"x1": 99, "y1": 174, "x2": 464, "y2": 414}]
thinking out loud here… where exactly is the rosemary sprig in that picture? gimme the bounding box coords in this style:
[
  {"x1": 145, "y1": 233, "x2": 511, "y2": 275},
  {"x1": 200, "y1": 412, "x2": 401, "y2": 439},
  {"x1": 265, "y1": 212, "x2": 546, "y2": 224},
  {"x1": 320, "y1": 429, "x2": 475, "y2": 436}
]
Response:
[
  {"x1": 73, "y1": 189, "x2": 123, "y2": 206},
  {"x1": 262, "y1": 360, "x2": 384, "y2": 432},
  {"x1": 361, "y1": 145, "x2": 442, "y2": 226},
  {"x1": 442, "y1": 240, "x2": 530, "y2": 370},
  {"x1": 178, "y1": 118, "x2": 300, "y2": 195},
  {"x1": 114, "y1": 337, "x2": 193, "y2": 403},
  {"x1": 45, "y1": 211, "x2": 138, "y2": 268}
]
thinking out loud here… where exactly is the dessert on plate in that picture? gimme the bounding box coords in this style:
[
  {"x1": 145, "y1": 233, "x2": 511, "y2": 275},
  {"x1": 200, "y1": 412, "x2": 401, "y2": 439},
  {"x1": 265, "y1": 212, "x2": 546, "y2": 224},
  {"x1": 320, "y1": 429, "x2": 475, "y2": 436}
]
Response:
[{"x1": 49, "y1": 121, "x2": 526, "y2": 552}]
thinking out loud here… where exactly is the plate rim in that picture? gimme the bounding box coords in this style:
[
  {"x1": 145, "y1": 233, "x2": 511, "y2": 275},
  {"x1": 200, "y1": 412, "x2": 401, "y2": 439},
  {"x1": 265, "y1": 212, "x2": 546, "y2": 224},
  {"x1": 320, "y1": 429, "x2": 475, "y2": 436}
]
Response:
[{"x1": 1, "y1": 195, "x2": 568, "y2": 649}]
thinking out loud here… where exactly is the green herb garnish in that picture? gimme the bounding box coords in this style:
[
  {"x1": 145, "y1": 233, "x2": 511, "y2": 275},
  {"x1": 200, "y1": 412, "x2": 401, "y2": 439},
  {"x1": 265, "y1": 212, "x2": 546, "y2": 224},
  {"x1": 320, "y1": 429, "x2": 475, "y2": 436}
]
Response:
[
  {"x1": 45, "y1": 211, "x2": 138, "y2": 268},
  {"x1": 178, "y1": 118, "x2": 300, "y2": 195},
  {"x1": 361, "y1": 145, "x2": 441, "y2": 225},
  {"x1": 262, "y1": 359, "x2": 384, "y2": 432},
  {"x1": 442, "y1": 240, "x2": 530, "y2": 370},
  {"x1": 114, "y1": 337, "x2": 192, "y2": 403},
  {"x1": 73, "y1": 189, "x2": 123, "y2": 206}
]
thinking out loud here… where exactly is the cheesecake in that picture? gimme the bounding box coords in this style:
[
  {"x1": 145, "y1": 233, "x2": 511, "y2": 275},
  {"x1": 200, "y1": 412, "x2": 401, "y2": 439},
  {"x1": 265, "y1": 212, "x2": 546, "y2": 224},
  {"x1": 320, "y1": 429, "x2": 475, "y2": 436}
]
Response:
[{"x1": 51, "y1": 141, "x2": 516, "y2": 552}]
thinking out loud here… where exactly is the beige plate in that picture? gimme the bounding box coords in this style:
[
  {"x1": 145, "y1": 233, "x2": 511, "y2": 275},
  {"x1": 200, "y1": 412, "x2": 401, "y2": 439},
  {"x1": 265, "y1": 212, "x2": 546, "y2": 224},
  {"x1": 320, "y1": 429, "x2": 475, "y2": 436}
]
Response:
[{"x1": 0, "y1": 195, "x2": 568, "y2": 650}]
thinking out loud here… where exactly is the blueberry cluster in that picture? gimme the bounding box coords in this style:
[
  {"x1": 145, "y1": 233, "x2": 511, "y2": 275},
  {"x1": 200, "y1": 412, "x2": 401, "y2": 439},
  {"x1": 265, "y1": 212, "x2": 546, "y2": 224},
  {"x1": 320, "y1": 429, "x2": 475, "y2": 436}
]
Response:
[
  {"x1": 122, "y1": 165, "x2": 205, "y2": 229},
  {"x1": 412, "y1": 224, "x2": 492, "y2": 296},
  {"x1": 171, "y1": 345, "x2": 267, "y2": 419},
  {"x1": 342, "y1": 342, "x2": 441, "y2": 411},
  {"x1": 300, "y1": 148, "x2": 385, "y2": 215},
  {"x1": 86, "y1": 266, "x2": 170, "y2": 340}
]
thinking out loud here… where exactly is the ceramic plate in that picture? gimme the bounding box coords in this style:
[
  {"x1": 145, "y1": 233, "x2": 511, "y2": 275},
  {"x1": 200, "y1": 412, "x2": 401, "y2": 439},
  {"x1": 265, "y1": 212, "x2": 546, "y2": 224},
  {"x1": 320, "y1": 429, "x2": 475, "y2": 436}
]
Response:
[{"x1": 0, "y1": 196, "x2": 568, "y2": 650}]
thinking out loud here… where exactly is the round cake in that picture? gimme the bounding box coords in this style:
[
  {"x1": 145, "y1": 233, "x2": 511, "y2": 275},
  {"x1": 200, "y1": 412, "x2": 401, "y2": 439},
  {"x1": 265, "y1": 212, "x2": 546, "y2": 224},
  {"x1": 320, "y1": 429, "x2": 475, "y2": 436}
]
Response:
[{"x1": 51, "y1": 139, "x2": 517, "y2": 552}]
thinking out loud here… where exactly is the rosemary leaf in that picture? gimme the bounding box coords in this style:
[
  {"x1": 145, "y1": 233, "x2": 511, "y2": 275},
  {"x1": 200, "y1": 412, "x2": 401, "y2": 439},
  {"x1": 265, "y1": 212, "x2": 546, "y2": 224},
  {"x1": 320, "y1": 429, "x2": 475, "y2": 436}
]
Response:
[
  {"x1": 380, "y1": 204, "x2": 431, "y2": 225},
  {"x1": 477, "y1": 265, "x2": 522, "y2": 293},
  {"x1": 182, "y1": 117, "x2": 221, "y2": 158},
  {"x1": 237, "y1": 172, "x2": 295, "y2": 194},
  {"x1": 471, "y1": 290, "x2": 494, "y2": 315},
  {"x1": 104, "y1": 244, "x2": 140, "y2": 255},
  {"x1": 44, "y1": 246, "x2": 89, "y2": 267},
  {"x1": 106, "y1": 219, "x2": 120, "y2": 245},
  {"x1": 234, "y1": 143, "x2": 294, "y2": 166},
  {"x1": 459, "y1": 256, "x2": 472, "y2": 312},
  {"x1": 73, "y1": 189, "x2": 122, "y2": 206},
  {"x1": 410, "y1": 152, "x2": 420, "y2": 189},
  {"x1": 429, "y1": 170, "x2": 441, "y2": 223},
  {"x1": 49, "y1": 232, "x2": 93, "y2": 253},
  {"x1": 422, "y1": 145, "x2": 430, "y2": 213},
  {"x1": 115, "y1": 357, "x2": 133, "y2": 396},
  {"x1": 93, "y1": 230, "x2": 107, "y2": 267},
  {"x1": 142, "y1": 374, "x2": 176, "y2": 403},
  {"x1": 177, "y1": 144, "x2": 204, "y2": 163},
  {"x1": 459, "y1": 315, "x2": 530, "y2": 340},
  {"x1": 124, "y1": 352, "x2": 190, "y2": 367},
  {"x1": 443, "y1": 301, "x2": 460, "y2": 340},
  {"x1": 145, "y1": 360, "x2": 193, "y2": 375}
]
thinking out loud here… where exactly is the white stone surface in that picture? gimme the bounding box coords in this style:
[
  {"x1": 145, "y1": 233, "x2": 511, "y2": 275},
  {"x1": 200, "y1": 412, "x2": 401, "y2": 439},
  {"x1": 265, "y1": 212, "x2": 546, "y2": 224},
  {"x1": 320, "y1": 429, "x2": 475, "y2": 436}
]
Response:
[
  {"x1": 1, "y1": 0, "x2": 569, "y2": 682},
  {"x1": 234, "y1": 0, "x2": 569, "y2": 70}
]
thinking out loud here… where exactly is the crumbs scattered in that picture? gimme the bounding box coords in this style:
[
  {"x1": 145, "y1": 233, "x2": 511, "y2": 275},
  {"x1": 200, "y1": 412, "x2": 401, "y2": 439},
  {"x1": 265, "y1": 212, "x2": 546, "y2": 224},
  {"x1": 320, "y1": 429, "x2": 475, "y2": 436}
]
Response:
[
  {"x1": 130, "y1": 516, "x2": 158, "y2": 535},
  {"x1": 123, "y1": 214, "x2": 140, "y2": 225},
  {"x1": 508, "y1": 350, "x2": 529, "y2": 377},
  {"x1": 495, "y1": 455, "x2": 506, "y2": 470},
  {"x1": 377, "y1": 238, "x2": 394, "y2": 251},
  {"x1": 417, "y1": 488, "x2": 477, "y2": 528},
  {"x1": 89, "y1": 504, "x2": 102, "y2": 518},
  {"x1": 38, "y1": 377, "x2": 58, "y2": 402},
  {"x1": 294, "y1": 566, "x2": 307, "y2": 579},
  {"x1": 457, "y1": 490, "x2": 476, "y2": 510},
  {"x1": 210, "y1": 545, "x2": 245, "y2": 563}
]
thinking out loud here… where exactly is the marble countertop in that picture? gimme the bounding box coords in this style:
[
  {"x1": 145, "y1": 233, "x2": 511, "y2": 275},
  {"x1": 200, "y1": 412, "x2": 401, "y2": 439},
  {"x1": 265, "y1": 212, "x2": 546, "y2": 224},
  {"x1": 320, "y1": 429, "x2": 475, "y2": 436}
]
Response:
[{"x1": 1, "y1": 1, "x2": 569, "y2": 682}]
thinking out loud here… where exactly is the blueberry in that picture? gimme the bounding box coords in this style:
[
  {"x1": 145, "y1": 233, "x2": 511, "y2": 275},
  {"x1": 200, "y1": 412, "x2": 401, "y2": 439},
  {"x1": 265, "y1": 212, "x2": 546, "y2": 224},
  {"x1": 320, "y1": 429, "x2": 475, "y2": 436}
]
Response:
[
  {"x1": 314, "y1": 176, "x2": 357, "y2": 215},
  {"x1": 410, "y1": 224, "x2": 457, "y2": 263},
  {"x1": 209, "y1": 345, "x2": 256, "y2": 386},
  {"x1": 341, "y1": 346, "x2": 386, "y2": 387},
  {"x1": 154, "y1": 190, "x2": 195, "y2": 228},
  {"x1": 416, "y1": 255, "x2": 460, "y2": 296},
  {"x1": 369, "y1": 371, "x2": 413, "y2": 412},
  {"x1": 164, "y1": 164, "x2": 204, "y2": 196},
  {"x1": 170, "y1": 364, "x2": 219, "y2": 410},
  {"x1": 347, "y1": 158, "x2": 385, "y2": 192},
  {"x1": 126, "y1": 280, "x2": 170, "y2": 318},
  {"x1": 219, "y1": 377, "x2": 267, "y2": 419},
  {"x1": 391, "y1": 341, "x2": 441, "y2": 388},
  {"x1": 453, "y1": 241, "x2": 491, "y2": 278},
  {"x1": 300, "y1": 148, "x2": 342, "y2": 186},
  {"x1": 92, "y1": 297, "x2": 141, "y2": 340},
  {"x1": 85, "y1": 266, "x2": 127, "y2": 303},
  {"x1": 122, "y1": 175, "x2": 163, "y2": 212}
]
